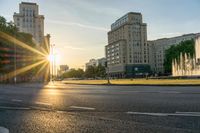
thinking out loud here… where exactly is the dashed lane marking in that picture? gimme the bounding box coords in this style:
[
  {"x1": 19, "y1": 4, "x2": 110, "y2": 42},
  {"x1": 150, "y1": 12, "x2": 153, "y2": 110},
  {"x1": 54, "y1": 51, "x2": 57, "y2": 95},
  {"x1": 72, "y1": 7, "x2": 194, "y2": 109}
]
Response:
[
  {"x1": 30, "y1": 106, "x2": 52, "y2": 111},
  {"x1": 70, "y1": 106, "x2": 95, "y2": 110},
  {"x1": 126, "y1": 111, "x2": 200, "y2": 117},
  {"x1": 35, "y1": 102, "x2": 52, "y2": 106},
  {"x1": 0, "y1": 126, "x2": 9, "y2": 133},
  {"x1": 11, "y1": 99, "x2": 22, "y2": 102},
  {"x1": 56, "y1": 111, "x2": 66, "y2": 114},
  {"x1": 126, "y1": 112, "x2": 168, "y2": 116}
]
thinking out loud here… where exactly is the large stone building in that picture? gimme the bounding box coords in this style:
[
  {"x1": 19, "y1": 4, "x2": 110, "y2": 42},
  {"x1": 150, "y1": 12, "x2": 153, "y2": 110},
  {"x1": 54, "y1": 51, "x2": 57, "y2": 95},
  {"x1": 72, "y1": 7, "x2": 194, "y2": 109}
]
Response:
[
  {"x1": 105, "y1": 12, "x2": 150, "y2": 78},
  {"x1": 148, "y1": 33, "x2": 200, "y2": 74},
  {"x1": 13, "y1": 2, "x2": 44, "y2": 45},
  {"x1": 12, "y1": 2, "x2": 50, "y2": 82}
]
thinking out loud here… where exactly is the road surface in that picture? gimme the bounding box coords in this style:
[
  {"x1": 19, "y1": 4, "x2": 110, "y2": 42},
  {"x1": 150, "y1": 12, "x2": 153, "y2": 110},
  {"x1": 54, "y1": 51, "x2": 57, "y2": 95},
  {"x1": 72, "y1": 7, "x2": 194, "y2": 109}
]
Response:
[{"x1": 0, "y1": 82, "x2": 200, "y2": 133}]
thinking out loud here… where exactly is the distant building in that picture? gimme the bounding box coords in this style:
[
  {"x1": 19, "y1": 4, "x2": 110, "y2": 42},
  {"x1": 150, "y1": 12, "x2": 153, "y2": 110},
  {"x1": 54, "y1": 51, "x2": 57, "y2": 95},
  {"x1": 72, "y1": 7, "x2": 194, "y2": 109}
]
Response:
[
  {"x1": 85, "y1": 57, "x2": 106, "y2": 69},
  {"x1": 86, "y1": 59, "x2": 97, "y2": 68},
  {"x1": 97, "y1": 58, "x2": 106, "y2": 67},
  {"x1": 58, "y1": 65, "x2": 69, "y2": 76},
  {"x1": 60, "y1": 65, "x2": 69, "y2": 72},
  {"x1": 148, "y1": 33, "x2": 200, "y2": 74},
  {"x1": 13, "y1": 2, "x2": 44, "y2": 45},
  {"x1": 105, "y1": 12, "x2": 150, "y2": 78}
]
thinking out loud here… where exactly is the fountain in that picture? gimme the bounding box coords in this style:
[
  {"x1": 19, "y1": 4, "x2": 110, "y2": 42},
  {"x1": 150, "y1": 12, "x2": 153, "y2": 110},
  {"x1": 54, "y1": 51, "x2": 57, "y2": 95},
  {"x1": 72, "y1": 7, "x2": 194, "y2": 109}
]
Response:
[{"x1": 172, "y1": 36, "x2": 200, "y2": 76}]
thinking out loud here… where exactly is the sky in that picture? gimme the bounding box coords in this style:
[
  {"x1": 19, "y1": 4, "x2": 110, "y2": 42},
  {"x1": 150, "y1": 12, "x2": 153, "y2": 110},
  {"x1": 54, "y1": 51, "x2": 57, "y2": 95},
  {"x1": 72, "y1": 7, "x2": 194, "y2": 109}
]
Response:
[{"x1": 0, "y1": 0, "x2": 200, "y2": 68}]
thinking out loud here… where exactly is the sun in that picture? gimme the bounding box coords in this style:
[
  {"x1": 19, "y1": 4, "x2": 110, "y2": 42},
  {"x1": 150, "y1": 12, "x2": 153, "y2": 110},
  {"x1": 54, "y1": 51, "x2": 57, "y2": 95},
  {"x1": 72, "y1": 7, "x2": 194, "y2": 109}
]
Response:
[{"x1": 47, "y1": 54, "x2": 54, "y2": 62}]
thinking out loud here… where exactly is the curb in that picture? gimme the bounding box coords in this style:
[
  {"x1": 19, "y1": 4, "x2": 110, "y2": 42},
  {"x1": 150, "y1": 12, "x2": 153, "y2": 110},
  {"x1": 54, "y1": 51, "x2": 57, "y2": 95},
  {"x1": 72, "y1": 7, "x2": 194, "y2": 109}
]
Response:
[{"x1": 64, "y1": 83, "x2": 200, "y2": 87}]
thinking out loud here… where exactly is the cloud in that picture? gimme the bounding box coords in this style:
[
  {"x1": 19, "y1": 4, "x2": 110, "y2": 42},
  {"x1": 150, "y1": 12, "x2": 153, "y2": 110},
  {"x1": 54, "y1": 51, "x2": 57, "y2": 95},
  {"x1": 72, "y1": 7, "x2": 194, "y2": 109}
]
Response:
[{"x1": 47, "y1": 19, "x2": 109, "y2": 32}]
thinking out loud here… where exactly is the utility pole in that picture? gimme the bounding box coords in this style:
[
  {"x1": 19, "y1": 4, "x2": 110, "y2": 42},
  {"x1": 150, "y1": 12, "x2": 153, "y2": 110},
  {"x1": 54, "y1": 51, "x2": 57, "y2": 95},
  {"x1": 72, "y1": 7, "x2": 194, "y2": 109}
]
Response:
[
  {"x1": 106, "y1": 61, "x2": 110, "y2": 85},
  {"x1": 14, "y1": 31, "x2": 17, "y2": 84},
  {"x1": 54, "y1": 53, "x2": 57, "y2": 79}
]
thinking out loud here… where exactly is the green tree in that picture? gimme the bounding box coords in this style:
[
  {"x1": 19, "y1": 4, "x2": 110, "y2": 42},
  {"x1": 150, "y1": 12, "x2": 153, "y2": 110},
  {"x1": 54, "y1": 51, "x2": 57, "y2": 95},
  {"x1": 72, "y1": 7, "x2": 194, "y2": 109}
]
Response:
[
  {"x1": 84, "y1": 65, "x2": 106, "y2": 78},
  {"x1": 84, "y1": 66, "x2": 96, "y2": 78},
  {"x1": 96, "y1": 64, "x2": 106, "y2": 78},
  {"x1": 62, "y1": 69, "x2": 84, "y2": 78}
]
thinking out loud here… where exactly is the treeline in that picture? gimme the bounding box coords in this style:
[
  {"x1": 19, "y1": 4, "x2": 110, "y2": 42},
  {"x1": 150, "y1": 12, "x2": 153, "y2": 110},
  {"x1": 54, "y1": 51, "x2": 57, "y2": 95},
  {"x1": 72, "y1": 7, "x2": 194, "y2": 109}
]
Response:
[
  {"x1": 61, "y1": 65, "x2": 106, "y2": 79},
  {"x1": 164, "y1": 39, "x2": 195, "y2": 74},
  {"x1": 0, "y1": 16, "x2": 36, "y2": 47}
]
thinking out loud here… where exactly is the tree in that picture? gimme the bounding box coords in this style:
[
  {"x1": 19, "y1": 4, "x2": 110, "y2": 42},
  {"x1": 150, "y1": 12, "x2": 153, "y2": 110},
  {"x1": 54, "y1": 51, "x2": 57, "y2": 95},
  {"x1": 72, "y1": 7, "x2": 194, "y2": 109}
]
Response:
[
  {"x1": 96, "y1": 64, "x2": 106, "y2": 78},
  {"x1": 84, "y1": 65, "x2": 106, "y2": 78},
  {"x1": 61, "y1": 69, "x2": 84, "y2": 78},
  {"x1": 84, "y1": 66, "x2": 96, "y2": 78}
]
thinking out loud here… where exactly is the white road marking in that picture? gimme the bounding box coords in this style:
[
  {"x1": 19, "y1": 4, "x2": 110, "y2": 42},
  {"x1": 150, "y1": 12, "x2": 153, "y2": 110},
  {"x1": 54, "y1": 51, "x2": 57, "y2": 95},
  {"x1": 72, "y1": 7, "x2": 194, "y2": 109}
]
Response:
[
  {"x1": 0, "y1": 106, "x2": 30, "y2": 110},
  {"x1": 56, "y1": 111, "x2": 66, "y2": 114},
  {"x1": 126, "y1": 112, "x2": 168, "y2": 116},
  {"x1": 11, "y1": 99, "x2": 22, "y2": 102},
  {"x1": 176, "y1": 111, "x2": 200, "y2": 114},
  {"x1": 31, "y1": 106, "x2": 51, "y2": 111},
  {"x1": 158, "y1": 91, "x2": 181, "y2": 94},
  {"x1": 175, "y1": 112, "x2": 200, "y2": 117},
  {"x1": 0, "y1": 126, "x2": 9, "y2": 133},
  {"x1": 35, "y1": 102, "x2": 52, "y2": 106},
  {"x1": 70, "y1": 106, "x2": 95, "y2": 110},
  {"x1": 126, "y1": 111, "x2": 200, "y2": 117}
]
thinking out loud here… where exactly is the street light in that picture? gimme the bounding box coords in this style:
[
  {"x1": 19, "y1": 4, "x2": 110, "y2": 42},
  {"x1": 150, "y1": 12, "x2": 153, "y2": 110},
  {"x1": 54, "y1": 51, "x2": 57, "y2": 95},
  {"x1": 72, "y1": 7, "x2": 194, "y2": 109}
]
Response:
[
  {"x1": 14, "y1": 30, "x2": 17, "y2": 84},
  {"x1": 105, "y1": 61, "x2": 111, "y2": 85}
]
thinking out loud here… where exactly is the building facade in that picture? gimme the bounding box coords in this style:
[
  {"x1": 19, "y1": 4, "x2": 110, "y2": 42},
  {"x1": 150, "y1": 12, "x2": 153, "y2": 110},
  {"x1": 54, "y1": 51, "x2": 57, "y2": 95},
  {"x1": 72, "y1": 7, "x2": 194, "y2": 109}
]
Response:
[
  {"x1": 148, "y1": 33, "x2": 200, "y2": 74},
  {"x1": 105, "y1": 12, "x2": 150, "y2": 78},
  {"x1": 13, "y1": 2, "x2": 44, "y2": 45},
  {"x1": 85, "y1": 57, "x2": 106, "y2": 69}
]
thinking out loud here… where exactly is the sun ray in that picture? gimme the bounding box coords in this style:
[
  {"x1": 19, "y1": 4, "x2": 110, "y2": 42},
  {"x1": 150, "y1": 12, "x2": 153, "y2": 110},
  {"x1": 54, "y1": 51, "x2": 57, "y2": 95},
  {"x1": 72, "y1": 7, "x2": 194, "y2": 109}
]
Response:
[
  {"x1": 44, "y1": 63, "x2": 50, "y2": 82},
  {"x1": 44, "y1": 37, "x2": 50, "y2": 54},
  {"x1": 0, "y1": 59, "x2": 46, "y2": 81},
  {"x1": 39, "y1": 46, "x2": 49, "y2": 55},
  {"x1": 0, "y1": 31, "x2": 46, "y2": 57},
  {"x1": 35, "y1": 61, "x2": 49, "y2": 78}
]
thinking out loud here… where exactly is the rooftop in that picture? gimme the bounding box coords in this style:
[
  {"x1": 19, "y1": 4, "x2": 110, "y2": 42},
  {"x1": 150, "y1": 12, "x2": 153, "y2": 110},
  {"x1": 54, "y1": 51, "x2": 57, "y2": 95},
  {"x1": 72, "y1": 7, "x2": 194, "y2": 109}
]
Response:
[{"x1": 21, "y1": 2, "x2": 37, "y2": 5}]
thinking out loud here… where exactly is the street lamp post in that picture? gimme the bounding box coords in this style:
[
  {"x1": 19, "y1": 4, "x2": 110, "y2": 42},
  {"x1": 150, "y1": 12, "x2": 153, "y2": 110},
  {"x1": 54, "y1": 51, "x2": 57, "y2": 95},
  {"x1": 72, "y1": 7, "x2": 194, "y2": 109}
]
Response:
[
  {"x1": 106, "y1": 61, "x2": 110, "y2": 85},
  {"x1": 14, "y1": 32, "x2": 17, "y2": 84}
]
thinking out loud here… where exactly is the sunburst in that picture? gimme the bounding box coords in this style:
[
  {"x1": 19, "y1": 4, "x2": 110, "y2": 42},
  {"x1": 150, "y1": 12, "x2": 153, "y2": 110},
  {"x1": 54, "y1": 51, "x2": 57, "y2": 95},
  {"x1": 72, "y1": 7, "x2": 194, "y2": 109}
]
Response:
[{"x1": 0, "y1": 31, "x2": 52, "y2": 82}]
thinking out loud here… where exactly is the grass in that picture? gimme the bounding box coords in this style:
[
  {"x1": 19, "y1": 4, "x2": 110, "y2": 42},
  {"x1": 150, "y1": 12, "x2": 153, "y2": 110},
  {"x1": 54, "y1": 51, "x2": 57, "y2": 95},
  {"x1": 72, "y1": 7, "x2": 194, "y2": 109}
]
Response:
[{"x1": 62, "y1": 79, "x2": 200, "y2": 85}]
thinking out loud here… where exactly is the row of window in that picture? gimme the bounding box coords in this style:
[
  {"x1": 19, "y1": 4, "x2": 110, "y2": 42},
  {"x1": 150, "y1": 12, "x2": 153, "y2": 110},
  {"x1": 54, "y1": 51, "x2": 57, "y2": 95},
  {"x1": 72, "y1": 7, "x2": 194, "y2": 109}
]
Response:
[{"x1": 22, "y1": 8, "x2": 36, "y2": 16}]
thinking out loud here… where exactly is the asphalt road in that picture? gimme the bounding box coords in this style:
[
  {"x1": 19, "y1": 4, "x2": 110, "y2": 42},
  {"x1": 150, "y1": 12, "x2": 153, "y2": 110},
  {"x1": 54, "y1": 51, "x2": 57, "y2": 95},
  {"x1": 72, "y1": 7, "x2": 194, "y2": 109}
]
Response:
[{"x1": 0, "y1": 82, "x2": 200, "y2": 133}]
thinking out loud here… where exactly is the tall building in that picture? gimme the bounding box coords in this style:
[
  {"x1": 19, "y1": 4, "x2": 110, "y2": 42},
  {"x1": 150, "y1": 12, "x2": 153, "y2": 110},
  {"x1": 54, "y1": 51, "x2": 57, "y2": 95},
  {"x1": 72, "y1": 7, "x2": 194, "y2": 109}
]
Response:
[
  {"x1": 148, "y1": 33, "x2": 200, "y2": 74},
  {"x1": 13, "y1": 2, "x2": 44, "y2": 45},
  {"x1": 105, "y1": 12, "x2": 150, "y2": 78}
]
